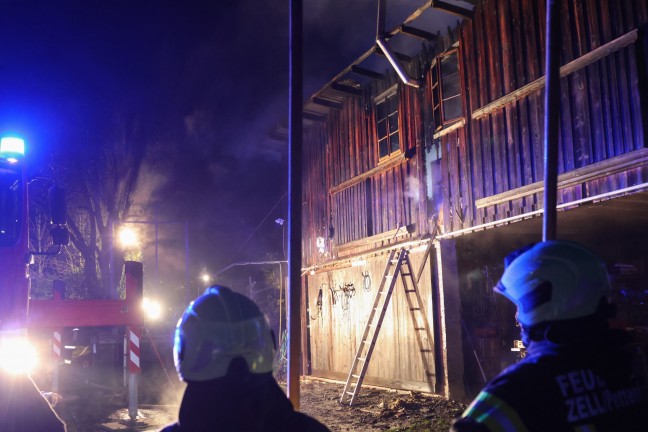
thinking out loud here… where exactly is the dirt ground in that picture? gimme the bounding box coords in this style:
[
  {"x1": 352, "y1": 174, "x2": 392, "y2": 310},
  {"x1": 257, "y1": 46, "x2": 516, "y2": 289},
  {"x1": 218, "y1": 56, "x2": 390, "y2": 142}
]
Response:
[
  {"x1": 297, "y1": 378, "x2": 467, "y2": 432},
  {"x1": 52, "y1": 375, "x2": 465, "y2": 432}
]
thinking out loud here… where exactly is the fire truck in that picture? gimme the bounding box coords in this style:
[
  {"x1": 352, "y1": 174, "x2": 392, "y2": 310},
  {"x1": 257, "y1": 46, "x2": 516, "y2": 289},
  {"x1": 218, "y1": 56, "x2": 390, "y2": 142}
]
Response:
[
  {"x1": 0, "y1": 136, "x2": 145, "y2": 419},
  {"x1": 0, "y1": 136, "x2": 69, "y2": 372},
  {"x1": 0, "y1": 137, "x2": 69, "y2": 313}
]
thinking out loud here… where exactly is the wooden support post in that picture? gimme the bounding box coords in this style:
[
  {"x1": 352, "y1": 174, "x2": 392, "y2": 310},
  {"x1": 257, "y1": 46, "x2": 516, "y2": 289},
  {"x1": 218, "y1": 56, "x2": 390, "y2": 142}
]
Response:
[
  {"x1": 434, "y1": 239, "x2": 465, "y2": 401},
  {"x1": 288, "y1": 0, "x2": 303, "y2": 409}
]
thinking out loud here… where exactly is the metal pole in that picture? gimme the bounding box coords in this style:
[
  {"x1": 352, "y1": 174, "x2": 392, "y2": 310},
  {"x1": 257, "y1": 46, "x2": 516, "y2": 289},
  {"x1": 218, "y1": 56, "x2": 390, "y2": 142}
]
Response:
[
  {"x1": 155, "y1": 211, "x2": 159, "y2": 288},
  {"x1": 128, "y1": 373, "x2": 139, "y2": 421},
  {"x1": 287, "y1": 0, "x2": 303, "y2": 409},
  {"x1": 123, "y1": 332, "x2": 128, "y2": 387},
  {"x1": 109, "y1": 220, "x2": 114, "y2": 298},
  {"x1": 542, "y1": 0, "x2": 561, "y2": 241},
  {"x1": 185, "y1": 221, "x2": 190, "y2": 304},
  {"x1": 376, "y1": 0, "x2": 386, "y2": 37}
]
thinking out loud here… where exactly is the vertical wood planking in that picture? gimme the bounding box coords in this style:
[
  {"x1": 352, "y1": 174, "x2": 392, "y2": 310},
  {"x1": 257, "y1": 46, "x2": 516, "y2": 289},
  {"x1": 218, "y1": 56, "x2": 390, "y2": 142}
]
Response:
[
  {"x1": 523, "y1": 0, "x2": 545, "y2": 205},
  {"x1": 476, "y1": 1, "x2": 495, "y2": 222},
  {"x1": 559, "y1": 0, "x2": 579, "y2": 203},
  {"x1": 509, "y1": 0, "x2": 534, "y2": 213},
  {"x1": 499, "y1": 0, "x2": 522, "y2": 215},
  {"x1": 462, "y1": 19, "x2": 486, "y2": 224},
  {"x1": 484, "y1": 0, "x2": 509, "y2": 219}
]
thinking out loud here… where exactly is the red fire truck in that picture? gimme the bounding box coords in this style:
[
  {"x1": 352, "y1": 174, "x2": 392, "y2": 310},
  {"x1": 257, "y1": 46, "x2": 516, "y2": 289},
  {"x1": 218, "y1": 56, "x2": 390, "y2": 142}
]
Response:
[
  {"x1": 1, "y1": 137, "x2": 70, "y2": 312},
  {"x1": 0, "y1": 137, "x2": 144, "y2": 419}
]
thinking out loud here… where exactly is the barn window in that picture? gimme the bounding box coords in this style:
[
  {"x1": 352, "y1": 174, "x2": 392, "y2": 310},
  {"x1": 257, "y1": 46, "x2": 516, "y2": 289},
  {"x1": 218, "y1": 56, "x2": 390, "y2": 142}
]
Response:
[
  {"x1": 375, "y1": 86, "x2": 400, "y2": 160},
  {"x1": 430, "y1": 48, "x2": 463, "y2": 130}
]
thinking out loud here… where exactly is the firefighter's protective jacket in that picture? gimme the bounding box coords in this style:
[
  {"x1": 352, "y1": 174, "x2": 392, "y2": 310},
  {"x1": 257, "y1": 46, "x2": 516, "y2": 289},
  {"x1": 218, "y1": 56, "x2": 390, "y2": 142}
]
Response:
[
  {"x1": 159, "y1": 372, "x2": 330, "y2": 432},
  {"x1": 0, "y1": 372, "x2": 66, "y2": 432},
  {"x1": 451, "y1": 330, "x2": 648, "y2": 431}
]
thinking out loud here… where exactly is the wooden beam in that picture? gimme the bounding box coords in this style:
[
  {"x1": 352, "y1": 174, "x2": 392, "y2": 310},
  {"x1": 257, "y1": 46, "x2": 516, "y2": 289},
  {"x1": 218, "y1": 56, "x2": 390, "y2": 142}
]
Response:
[
  {"x1": 433, "y1": 118, "x2": 465, "y2": 139},
  {"x1": 400, "y1": 25, "x2": 438, "y2": 41},
  {"x1": 333, "y1": 224, "x2": 415, "y2": 254},
  {"x1": 351, "y1": 65, "x2": 386, "y2": 80},
  {"x1": 475, "y1": 147, "x2": 648, "y2": 208},
  {"x1": 472, "y1": 29, "x2": 639, "y2": 120},
  {"x1": 303, "y1": 111, "x2": 327, "y2": 122},
  {"x1": 329, "y1": 152, "x2": 406, "y2": 195},
  {"x1": 331, "y1": 82, "x2": 362, "y2": 96},
  {"x1": 312, "y1": 97, "x2": 343, "y2": 110},
  {"x1": 431, "y1": 0, "x2": 473, "y2": 19}
]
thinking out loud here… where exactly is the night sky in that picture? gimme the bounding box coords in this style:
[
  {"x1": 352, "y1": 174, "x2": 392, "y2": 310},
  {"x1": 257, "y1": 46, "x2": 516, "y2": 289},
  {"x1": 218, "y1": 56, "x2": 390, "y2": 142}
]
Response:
[{"x1": 0, "y1": 0, "x2": 423, "y2": 302}]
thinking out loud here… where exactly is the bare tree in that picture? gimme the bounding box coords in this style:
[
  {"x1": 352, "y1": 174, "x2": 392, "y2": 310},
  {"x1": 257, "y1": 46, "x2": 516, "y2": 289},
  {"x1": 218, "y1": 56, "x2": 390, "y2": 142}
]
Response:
[{"x1": 52, "y1": 113, "x2": 147, "y2": 299}]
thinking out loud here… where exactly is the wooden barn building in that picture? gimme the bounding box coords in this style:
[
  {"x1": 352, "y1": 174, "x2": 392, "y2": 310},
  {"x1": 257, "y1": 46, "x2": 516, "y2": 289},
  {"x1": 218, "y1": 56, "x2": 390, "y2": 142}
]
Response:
[{"x1": 299, "y1": 0, "x2": 648, "y2": 403}]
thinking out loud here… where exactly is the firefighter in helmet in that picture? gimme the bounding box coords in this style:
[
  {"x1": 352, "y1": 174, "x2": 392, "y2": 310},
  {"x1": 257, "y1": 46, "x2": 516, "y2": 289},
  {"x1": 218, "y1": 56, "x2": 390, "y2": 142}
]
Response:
[
  {"x1": 451, "y1": 241, "x2": 648, "y2": 431},
  {"x1": 160, "y1": 285, "x2": 329, "y2": 432},
  {"x1": 0, "y1": 329, "x2": 66, "y2": 432}
]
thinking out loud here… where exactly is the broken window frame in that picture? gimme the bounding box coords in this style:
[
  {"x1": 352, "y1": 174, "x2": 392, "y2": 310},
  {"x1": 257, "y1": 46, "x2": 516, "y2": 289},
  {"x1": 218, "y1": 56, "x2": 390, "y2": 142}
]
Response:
[
  {"x1": 374, "y1": 85, "x2": 401, "y2": 162},
  {"x1": 430, "y1": 47, "x2": 464, "y2": 130}
]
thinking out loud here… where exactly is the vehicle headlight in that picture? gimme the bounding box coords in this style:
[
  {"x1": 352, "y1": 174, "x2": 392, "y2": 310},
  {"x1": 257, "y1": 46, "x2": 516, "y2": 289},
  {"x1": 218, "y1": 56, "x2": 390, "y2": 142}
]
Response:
[{"x1": 0, "y1": 337, "x2": 38, "y2": 374}]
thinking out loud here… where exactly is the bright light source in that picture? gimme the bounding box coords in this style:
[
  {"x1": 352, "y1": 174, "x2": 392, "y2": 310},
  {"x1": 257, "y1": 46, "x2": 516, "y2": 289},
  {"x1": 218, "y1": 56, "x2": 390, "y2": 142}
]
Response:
[
  {"x1": 142, "y1": 297, "x2": 162, "y2": 320},
  {"x1": 201, "y1": 273, "x2": 211, "y2": 284},
  {"x1": 118, "y1": 226, "x2": 138, "y2": 248},
  {"x1": 0, "y1": 337, "x2": 38, "y2": 374},
  {"x1": 0, "y1": 137, "x2": 25, "y2": 157}
]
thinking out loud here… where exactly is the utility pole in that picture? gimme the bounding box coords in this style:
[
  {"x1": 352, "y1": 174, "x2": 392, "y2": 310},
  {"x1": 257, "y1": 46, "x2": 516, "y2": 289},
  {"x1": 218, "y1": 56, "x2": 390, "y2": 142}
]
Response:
[
  {"x1": 543, "y1": 0, "x2": 561, "y2": 241},
  {"x1": 288, "y1": 0, "x2": 303, "y2": 409}
]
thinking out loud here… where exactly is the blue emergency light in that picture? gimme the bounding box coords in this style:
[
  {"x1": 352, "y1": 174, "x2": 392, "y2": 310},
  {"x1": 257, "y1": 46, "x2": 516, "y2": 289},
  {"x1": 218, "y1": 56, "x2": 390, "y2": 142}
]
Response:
[{"x1": 0, "y1": 137, "x2": 25, "y2": 161}]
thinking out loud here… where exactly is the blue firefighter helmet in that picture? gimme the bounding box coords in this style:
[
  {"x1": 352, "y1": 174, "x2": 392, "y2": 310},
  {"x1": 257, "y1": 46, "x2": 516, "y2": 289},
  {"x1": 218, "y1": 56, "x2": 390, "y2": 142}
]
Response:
[{"x1": 173, "y1": 286, "x2": 275, "y2": 382}]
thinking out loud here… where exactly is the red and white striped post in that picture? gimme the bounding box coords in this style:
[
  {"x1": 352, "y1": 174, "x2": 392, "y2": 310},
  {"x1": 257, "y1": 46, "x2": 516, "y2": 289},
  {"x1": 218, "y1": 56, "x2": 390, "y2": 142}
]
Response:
[
  {"x1": 127, "y1": 325, "x2": 141, "y2": 420},
  {"x1": 124, "y1": 260, "x2": 144, "y2": 421},
  {"x1": 51, "y1": 329, "x2": 63, "y2": 392}
]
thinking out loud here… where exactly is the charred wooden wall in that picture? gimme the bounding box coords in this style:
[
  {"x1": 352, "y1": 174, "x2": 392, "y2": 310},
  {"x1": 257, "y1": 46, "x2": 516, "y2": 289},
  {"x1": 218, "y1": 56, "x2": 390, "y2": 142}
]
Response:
[
  {"x1": 442, "y1": 0, "x2": 648, "y2": 233},
  {"x1": 300, "y1": 0, "x2": 648, "y2": 397},
  {"x1": 302, "y1": 78, "x2": 430, "y2": 266},
  {"x1": 303, "y1": 123, "x2": 330, "y2": 265}
]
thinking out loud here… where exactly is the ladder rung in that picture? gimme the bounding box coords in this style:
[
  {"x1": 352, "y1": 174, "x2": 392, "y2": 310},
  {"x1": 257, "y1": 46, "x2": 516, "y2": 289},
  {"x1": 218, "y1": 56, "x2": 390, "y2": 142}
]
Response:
[
  {"x1": 345, "y1": 391, "x2": 354, "y2": 395},
  {"x1": 414, "y1": 327, "x2": 425, "y2": 330},
  {"x1": 401, "y1": 272, "x2": 411, "y2": 276},
  {"x1": 352, "y1": 374, "x2": 360, "y2": 378},
  {"x1": 410, "y1": 308, "x2": 421, "y2": 311},
  {"x1": 358, "y1": 357, "x2": 366, "y2": 362},
  {"x1": 404, "y1": 289, "x2": 416, "y2": 293},
  {"x1": 420, "y1": 349, "x2": 432, "y2": 353}
]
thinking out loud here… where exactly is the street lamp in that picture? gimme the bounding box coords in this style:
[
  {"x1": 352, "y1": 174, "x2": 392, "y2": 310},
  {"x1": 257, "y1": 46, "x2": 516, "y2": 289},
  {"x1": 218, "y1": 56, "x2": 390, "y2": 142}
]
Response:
[
  {"x1": 142, "y1": 297, "x2": 162, "y2": 321},
  {"x1": 201, "y1": 273, "x2": 211, "y2": 284},
  {"x1": 110, "y1": 218, "x2": 191, "y2": 303},
  {"x1": 118, "y1": 226, "x2": 139, "y2": 249}
]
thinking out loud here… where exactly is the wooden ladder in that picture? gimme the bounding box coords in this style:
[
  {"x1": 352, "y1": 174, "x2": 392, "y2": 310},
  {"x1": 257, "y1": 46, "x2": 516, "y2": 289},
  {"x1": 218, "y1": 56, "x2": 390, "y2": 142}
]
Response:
[{"x1": 340, "y1": 247, "x2": 435, "y2": 405}]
